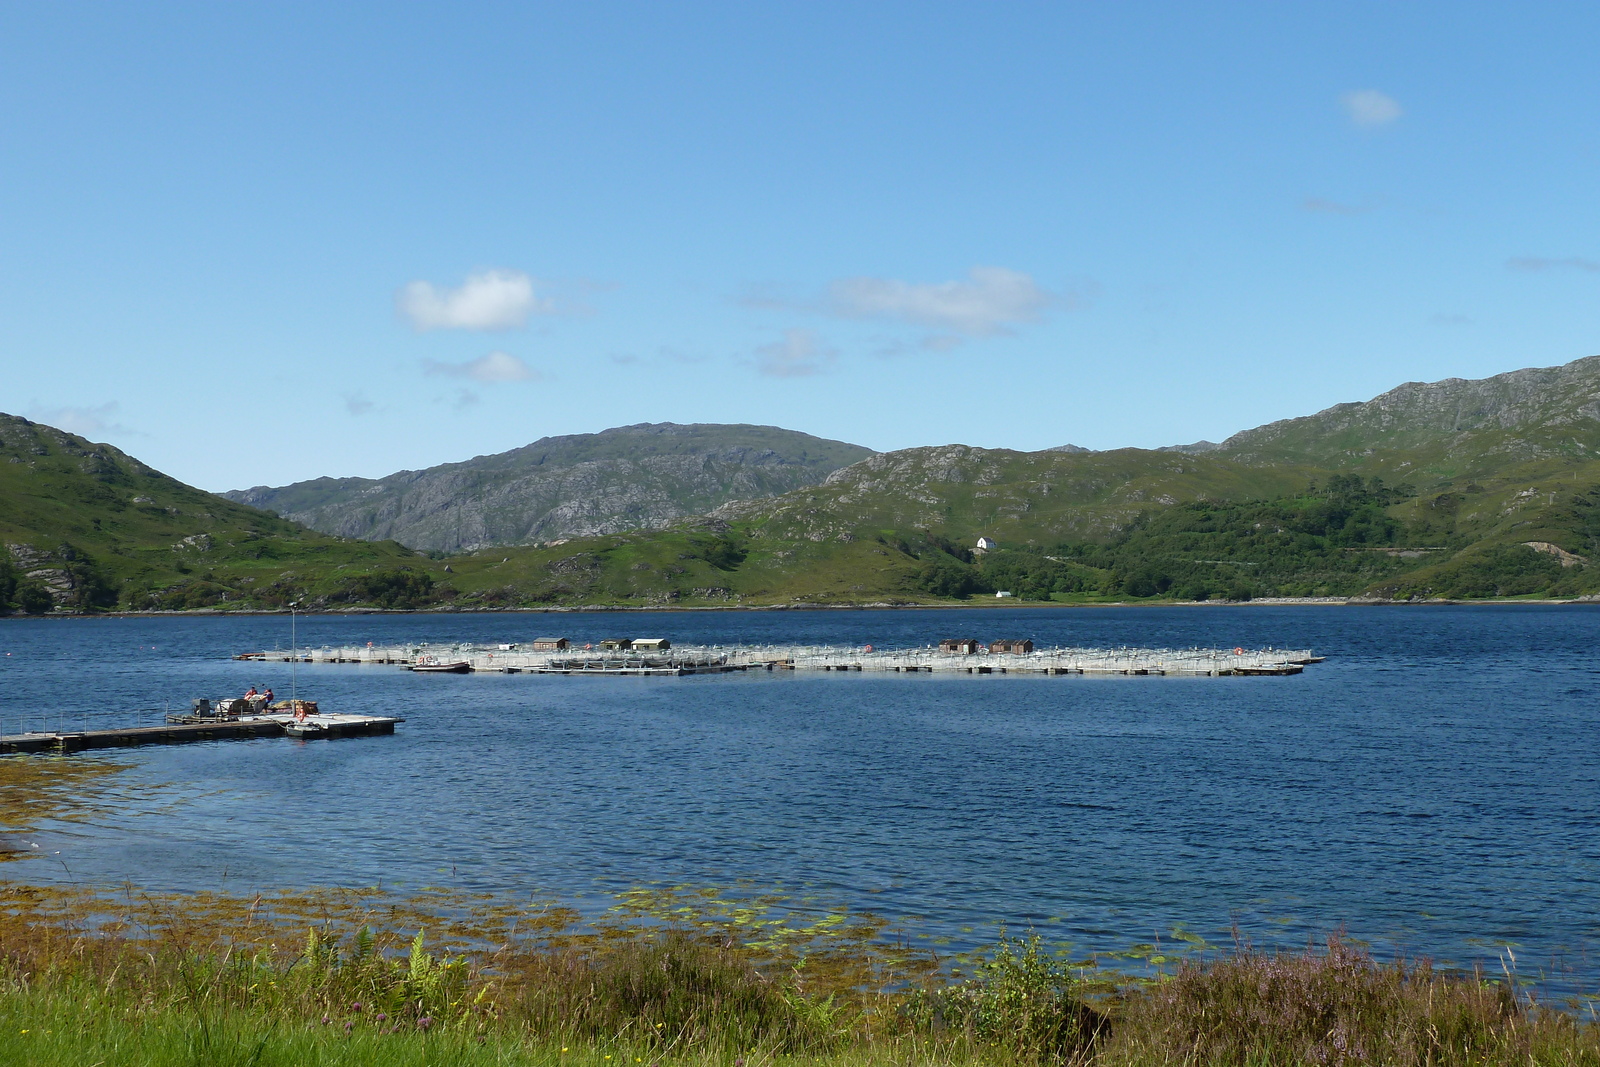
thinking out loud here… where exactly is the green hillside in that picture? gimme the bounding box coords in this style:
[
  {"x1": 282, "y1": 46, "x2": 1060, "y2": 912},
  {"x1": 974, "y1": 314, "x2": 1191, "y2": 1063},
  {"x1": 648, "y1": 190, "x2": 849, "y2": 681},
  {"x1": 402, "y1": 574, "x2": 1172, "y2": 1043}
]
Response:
[
  {"x1": 425, "y1": 466, "x2": 1600, "y2": 609},
  {"x1": 0, "y1": 414, "x2": 434, "y2": 613}
]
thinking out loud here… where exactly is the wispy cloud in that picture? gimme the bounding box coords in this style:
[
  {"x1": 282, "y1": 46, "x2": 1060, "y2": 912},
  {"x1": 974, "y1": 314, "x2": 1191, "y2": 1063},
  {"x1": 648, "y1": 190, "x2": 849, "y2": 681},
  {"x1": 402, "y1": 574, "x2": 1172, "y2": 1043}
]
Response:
[
  {"x1": 609, "y1": 346, "x2": 708, "y2": 368},
  {"x1": 27, "y1": 402, "x2": 137, "y2": 438},
  {"x1": 1342, "y1": 89, "x2": 1402, "y2": 128},
  {"x1": 827, "y1": 266, "x2": 1053, "y2": 337},
  {"x1": 1302, "y1": 197, "x2": 1376, "y2": 216},
  {"x1": 342, "y1": 393, "x2": 375, "y2": 416},
  {"x1": 1507, "y1": 256, "x2": 1600, "y2": 274},
  {"x1": 423, "y1": 350, "x2": 540, "y2": 383},
  {"x1": 753, "y1": 329, "x2": 835, "y2": 378},
  {"x1": 397, "y1": 269, "x2": 554, "y2": 331}
]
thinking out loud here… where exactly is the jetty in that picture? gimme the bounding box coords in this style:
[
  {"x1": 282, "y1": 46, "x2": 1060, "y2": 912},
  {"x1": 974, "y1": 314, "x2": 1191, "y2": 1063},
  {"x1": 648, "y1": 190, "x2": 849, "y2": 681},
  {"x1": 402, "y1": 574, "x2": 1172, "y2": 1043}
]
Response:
[
  {"x1": 238, "y1": 642, "x2": 1321, "y2": 677},
  {"x1": 0, "y1": 712, "x2": 403, "y2": 755}
]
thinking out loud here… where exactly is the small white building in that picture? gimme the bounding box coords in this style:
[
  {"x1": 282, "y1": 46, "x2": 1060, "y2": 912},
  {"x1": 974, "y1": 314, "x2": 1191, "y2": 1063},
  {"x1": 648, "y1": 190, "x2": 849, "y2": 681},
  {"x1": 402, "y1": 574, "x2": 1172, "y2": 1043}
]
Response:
[
  {"x1": 995, "y1": 590, "x2": 1014, "y2": 598},
  {"x1": 975, "y1": 536, "x2": 998, "y2": 553}
]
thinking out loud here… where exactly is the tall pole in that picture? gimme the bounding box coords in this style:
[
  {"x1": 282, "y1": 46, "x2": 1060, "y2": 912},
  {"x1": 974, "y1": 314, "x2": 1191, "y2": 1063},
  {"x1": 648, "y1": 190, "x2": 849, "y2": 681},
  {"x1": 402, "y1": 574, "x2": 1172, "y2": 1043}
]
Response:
[{"x1": 290, "y1": 600, "x2": 298, "y2": 705}]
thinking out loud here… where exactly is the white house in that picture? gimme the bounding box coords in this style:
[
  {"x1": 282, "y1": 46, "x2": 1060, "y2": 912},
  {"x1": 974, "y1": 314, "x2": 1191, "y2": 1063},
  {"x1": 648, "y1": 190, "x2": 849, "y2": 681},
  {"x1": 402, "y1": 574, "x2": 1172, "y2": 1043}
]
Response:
[{"x1": 975, "y1": 536, "x2": 998, "y2": 552}]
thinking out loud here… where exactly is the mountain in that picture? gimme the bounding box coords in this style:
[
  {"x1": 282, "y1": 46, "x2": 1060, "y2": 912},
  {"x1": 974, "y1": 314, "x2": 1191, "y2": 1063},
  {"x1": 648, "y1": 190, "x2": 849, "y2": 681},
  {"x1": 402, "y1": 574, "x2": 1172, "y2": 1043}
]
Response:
[
  {"x1": 10, "y1": 353, "x2": 1600, "y2": 613},
  {"x1": 0, "y1": 413, "x2": 425, "y2": 613},
  {"x1": 492, "y1": 354, "x2": 1600, "y2": 607},
  {"x1": 225, "y1": 423, "x2": 875, "y2": 554},
  {"x1": 1214, "y1": 355, "x2": 1600, "y2": 478}
]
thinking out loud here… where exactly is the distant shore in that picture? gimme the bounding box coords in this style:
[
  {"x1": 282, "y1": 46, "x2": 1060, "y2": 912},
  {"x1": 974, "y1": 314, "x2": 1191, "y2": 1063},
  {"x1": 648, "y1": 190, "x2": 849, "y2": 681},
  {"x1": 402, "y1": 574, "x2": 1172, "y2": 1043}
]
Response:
[{"x1": 6, "y1": 595, "x2": 1600, "y2": 619}]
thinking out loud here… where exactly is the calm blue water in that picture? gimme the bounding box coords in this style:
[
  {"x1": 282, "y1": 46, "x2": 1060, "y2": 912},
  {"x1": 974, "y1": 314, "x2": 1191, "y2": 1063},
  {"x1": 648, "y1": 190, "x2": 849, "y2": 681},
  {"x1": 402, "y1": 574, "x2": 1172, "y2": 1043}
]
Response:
[{"x1": 1, "y1": 606, "x2": 1597, "y2": 994}]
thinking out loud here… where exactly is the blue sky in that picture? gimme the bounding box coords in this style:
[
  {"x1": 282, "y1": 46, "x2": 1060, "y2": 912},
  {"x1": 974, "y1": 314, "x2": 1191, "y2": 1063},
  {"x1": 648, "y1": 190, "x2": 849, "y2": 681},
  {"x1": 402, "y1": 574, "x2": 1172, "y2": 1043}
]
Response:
[{"x1": 3, "y1": 2, "x2": 1597, "y2": 491}]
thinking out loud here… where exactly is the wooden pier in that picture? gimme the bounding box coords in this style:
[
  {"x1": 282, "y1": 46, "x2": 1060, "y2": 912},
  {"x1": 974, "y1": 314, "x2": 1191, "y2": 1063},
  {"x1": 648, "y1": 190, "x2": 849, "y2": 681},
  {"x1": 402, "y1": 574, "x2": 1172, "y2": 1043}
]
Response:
[
  {"x1": 239, "y1": 642, "x2": 1321, "y2": 677},
  {"x1": 0, "y1": 713, "x2": 403, "y2": 755}
]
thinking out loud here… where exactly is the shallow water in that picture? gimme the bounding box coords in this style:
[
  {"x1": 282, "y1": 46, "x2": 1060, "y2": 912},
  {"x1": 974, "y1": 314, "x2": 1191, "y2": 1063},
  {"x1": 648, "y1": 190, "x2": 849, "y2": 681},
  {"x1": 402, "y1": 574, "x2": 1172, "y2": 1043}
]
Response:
[{"x1": 1, "y1": 605, "x2": 1597, "y2": 994}]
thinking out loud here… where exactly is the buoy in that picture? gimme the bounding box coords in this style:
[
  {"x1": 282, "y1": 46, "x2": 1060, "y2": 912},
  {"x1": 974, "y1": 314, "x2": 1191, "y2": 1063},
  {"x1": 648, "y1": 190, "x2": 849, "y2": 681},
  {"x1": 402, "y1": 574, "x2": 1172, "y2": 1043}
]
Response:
[{"x1": 1234, "y1": 647, "x2": 1244, "y2": 655}]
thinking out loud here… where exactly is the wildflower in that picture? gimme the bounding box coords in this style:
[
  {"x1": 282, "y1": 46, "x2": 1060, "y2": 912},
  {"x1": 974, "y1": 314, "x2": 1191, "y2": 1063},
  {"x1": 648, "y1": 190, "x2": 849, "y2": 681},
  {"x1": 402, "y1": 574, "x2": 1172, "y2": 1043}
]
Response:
[
  {"x1": 344, "y1": 1021, "x2": 354, "y2": 1033},
  {"x1": 417, "y1": 1016, "x2": 434, "y2": 1031},
  {"x1": 321, "y1": 1016, "x2": 331, "y2": 1025},
  {"x1": 374, "y1": 1013, "x2": 388, "y2": 1022},
  {"x1": 351, "y1": 1002, "x2": 364, "y2": 1012}
]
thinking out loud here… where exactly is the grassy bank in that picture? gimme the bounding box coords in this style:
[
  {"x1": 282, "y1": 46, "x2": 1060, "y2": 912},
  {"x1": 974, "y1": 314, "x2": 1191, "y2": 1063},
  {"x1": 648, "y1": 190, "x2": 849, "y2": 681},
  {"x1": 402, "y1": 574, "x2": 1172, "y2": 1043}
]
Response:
[{"x1": 0, "y1": 879, "x2": 1593, "y2": 1067}]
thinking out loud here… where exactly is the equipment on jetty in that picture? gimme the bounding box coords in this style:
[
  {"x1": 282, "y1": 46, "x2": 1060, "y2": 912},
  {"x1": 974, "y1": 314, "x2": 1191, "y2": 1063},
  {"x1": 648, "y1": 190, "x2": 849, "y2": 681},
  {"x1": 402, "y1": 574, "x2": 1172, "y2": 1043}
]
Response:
[{"x1": 240, "y1": 640, "x2": 1323, "y2": 677}]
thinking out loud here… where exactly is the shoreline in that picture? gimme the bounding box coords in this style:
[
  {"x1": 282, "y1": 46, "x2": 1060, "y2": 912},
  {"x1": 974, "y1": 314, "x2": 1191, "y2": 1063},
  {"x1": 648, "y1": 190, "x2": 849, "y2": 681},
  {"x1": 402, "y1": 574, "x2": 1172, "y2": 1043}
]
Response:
[{"x1": 5, "y1": 595, "x2": 1600, "y2": 619}]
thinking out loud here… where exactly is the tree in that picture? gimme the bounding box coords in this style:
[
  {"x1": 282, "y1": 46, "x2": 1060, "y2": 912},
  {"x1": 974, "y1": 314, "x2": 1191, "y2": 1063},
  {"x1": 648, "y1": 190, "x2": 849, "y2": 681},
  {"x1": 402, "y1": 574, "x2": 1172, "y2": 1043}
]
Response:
[
  {"x1": 0, "y1": 556, "x2": 15, "y2": 614},
  {"x1": 17, "y1": 581, "x2": 54, "y2": 614}
]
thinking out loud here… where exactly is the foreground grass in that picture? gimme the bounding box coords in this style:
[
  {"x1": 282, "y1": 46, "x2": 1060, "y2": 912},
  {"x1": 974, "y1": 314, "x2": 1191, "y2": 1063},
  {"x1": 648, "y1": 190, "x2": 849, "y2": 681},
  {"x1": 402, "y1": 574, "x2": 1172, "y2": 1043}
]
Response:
[{"x1": 0, "y1": 885, "x2": 1594, "y2": 1067}]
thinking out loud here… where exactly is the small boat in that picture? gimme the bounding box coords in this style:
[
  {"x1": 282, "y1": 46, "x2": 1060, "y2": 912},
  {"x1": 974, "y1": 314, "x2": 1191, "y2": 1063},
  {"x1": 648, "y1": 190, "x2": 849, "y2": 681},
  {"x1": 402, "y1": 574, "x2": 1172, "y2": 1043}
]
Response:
[
  {"x1": 282, "y1": 719, "x2": 327, "y2": 739},
  {"x1": 409, "y1": 661, "x2": 471, "y2": 673}
]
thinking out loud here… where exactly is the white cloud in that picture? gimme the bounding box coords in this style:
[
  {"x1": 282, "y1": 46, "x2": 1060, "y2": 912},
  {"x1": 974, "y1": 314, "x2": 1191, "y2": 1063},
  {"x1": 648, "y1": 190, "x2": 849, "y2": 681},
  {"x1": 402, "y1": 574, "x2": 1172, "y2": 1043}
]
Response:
[
  {"x1": 754, "y1": 329, "x2": 835, "y2": 378},
  {"x1": 397, "y1": 269, "x2": 552, "y2": 331},
  {"x1": 423, "y1": 350, "x2": 540, "y2": 383},
  {"x1": 1507, "y1": 256, "x2": 1600, "y2": 274},
  {"x1": 826, "y1": 266, "x2": 1052, "y2": 337},
  {"x1": 27, "y1": 402, "x2": 135, "y2": 438},
  {"x1": 1342, "y1": 89, "x2": 1402, "y2": 128}
]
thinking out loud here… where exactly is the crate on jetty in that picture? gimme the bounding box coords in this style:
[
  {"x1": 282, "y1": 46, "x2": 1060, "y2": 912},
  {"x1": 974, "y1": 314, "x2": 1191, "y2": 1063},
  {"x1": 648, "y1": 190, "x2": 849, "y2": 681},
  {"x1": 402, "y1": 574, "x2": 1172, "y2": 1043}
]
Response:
[
  {"x1": 237, "y1": 641, "x2": 1320, "y2": 678},
  {"x1": 0, "y1": 712, "x2": 404, "y2": 755}
]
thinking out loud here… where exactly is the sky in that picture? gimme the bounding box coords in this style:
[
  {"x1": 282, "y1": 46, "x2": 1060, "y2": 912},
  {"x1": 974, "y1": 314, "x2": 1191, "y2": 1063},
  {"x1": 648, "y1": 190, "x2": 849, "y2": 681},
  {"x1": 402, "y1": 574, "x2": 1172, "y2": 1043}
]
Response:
[{"x1": 2, "y1": 2, "x2": 1598, "y2": 491}]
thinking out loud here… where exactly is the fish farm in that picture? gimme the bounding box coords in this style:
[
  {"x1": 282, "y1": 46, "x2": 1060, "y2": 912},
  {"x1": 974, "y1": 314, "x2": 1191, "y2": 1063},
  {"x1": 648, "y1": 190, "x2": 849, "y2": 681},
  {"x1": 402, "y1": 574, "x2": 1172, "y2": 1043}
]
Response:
[{"x1": 237, "y1": 640, "x2": 1323, "y2": 677}]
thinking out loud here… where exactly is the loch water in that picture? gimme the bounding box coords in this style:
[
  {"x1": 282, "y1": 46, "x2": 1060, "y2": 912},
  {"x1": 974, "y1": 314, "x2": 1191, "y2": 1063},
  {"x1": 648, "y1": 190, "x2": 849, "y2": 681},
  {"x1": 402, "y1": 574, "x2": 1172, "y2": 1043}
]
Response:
[{"x1": 1, "y1": 605, "x2": 1597, "y2": 995}]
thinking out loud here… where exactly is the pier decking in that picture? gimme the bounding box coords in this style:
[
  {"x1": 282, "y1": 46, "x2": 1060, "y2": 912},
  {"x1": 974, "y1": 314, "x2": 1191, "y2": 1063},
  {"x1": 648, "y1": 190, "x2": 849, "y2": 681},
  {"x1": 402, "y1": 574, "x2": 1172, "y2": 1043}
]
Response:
[
  {"x1": 0, "y1": 713, "x2": 403, "y2": 754},
  {"x1": 239, "y1": 643, "x2": 1321, "y2": 677}
]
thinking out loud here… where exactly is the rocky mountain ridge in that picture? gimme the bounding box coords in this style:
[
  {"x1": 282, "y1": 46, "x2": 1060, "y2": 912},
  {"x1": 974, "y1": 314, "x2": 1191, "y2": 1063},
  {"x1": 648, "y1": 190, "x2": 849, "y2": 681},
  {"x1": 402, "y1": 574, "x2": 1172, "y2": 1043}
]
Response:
[
  {"x1": 226, "y1": 423, "x2": 874, "y2": 554},
  {"x1": 1215, "y1": 354, "x2": 1600, "y2": 474}
]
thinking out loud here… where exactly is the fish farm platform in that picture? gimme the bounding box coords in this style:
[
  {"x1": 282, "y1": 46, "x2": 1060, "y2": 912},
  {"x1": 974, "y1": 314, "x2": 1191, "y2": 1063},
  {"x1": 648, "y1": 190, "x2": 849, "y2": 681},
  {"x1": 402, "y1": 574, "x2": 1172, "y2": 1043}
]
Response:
[
  {"x1": 239, "y1": 643, "x2": 1322, "y2": 677},
  {"x1": 0, "y1": 713, "x2": 403, "y2": 754}
]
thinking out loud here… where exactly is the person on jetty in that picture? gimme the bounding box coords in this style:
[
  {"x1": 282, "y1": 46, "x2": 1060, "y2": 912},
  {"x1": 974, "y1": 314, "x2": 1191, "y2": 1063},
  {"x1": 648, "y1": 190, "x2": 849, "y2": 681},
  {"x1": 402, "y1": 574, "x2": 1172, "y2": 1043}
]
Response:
[
  {"x1": 243, "y1": 686, "x2": 258, "y2": 700},
  {"x1": 263, "y1": 687, "x2": 274, "y2": 704}
]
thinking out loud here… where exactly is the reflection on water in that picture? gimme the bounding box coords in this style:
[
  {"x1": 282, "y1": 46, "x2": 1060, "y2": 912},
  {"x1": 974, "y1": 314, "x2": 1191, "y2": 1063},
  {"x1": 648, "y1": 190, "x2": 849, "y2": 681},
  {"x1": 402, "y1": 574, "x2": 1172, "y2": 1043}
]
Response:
[{"x1": 0, "y1": 605, "x2": 1597, "y2": 994}]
